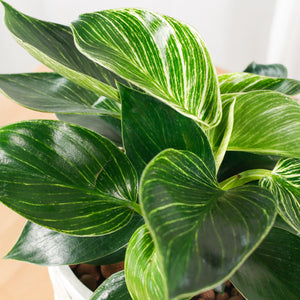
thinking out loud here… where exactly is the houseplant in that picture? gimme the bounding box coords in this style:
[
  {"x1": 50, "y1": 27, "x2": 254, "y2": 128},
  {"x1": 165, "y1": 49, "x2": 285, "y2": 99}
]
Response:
[{"x1": 0, "y1": 1, "x2": 300, "y2": 299}]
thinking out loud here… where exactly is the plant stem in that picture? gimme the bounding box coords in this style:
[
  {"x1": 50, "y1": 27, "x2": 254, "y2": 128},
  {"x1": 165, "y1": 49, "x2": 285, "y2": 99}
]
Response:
[
  {"x1": 131, "y1": 202, "x2": 142, "y2": 215},
  {"x1": 219, "y1": 169, "x2": 272, "y2": 190},
  {"x1": 214, "y1": 97, "x2": 236, "y2": 172}
]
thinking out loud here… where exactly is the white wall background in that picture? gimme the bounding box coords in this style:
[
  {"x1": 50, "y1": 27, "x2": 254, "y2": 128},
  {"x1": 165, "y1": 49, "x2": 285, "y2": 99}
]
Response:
[{"x1": 1, "y1": 0, "x2": 300, "y2": 79}]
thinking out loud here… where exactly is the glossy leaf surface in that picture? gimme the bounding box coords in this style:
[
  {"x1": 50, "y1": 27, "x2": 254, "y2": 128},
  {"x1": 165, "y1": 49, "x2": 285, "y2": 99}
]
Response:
[
  {"x1": 125, "y1": 225, "x2": 167, "y2": 300},
  {"x1": 222, "y1": 91, "x2": 300, "y2": 158},
  {"x1": 231, "y1": 227, "x2": 300, "y2": 300},
  {"x1": 0, "y1": 120, "x2": 137, "y2": 235},
  {"x1": 244, "y1": 62, "x2": 288, "y2": 78},
  {"x1": 90, "y1": 271, "x2": 131, "y2": 300},
  {"x1": 0, "y1": 73, "x2": 119, "y2": 116},
  {"x1": 56, "y1": 113, "x2": 122, "y2": 146},
  {"x1": 261, "y1": 158, "x2": 300, "y2": 233},
  {"x1": 120, "y1": 84, "x2": 215, "y2": 177},
  {"x1": 218, "y1": 72, "x2": 300, "y2": 95},
  {"x1": 5, "y1": 214, "x2": 143, "y2": 265},
  {"x1": 72, "y1": 9, "x2": 221, "y2": 127},
  {"x1": 1, "y1": 1, "x2": 128, "y2": 99},
  {"x1": 140, "y1": 149, "x2": 276, "y2": 299}
]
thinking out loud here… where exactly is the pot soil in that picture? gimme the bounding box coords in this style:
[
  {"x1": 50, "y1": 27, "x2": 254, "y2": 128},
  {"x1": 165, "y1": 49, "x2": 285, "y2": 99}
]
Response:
[{"x1": 71, "y1": 263, "x2": 246, "y2": 300}]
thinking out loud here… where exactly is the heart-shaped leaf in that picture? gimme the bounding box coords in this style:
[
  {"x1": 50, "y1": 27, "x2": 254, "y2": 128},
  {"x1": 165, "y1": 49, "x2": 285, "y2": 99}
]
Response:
[
  {"x1": 218, "y1": 72, "x2": 300, "y2": 95},
  {"x1": 125, "y1": 225, "x2": 167, "y2": 300},
  {"x1": 260, "y1": 158, "x2": 300, "y2": 233},
  {"x1": 71, "y1": 9, "x2": 221, "y2": 127},
  {"x1": 120, "y1": 84, "x2": 215, "y2": 177},
  {"x1": 0, "y1": 73, "x2": 120, "y2": 116},
  {"x1": 221, "y1": 91, "x2": 300, "y2": 158},
  {"x1": 0, "y1": 120, "x2": 138, "y2": 236},
  {"x1": 140, "y1": 149, "x2": 276, "y2": 299},
  {"x1": 5, "y1": 214, "x2": 143, "y2": 266},
  {"x1": 231, "y1": 227, "x2": 300, "y2": 300},
  {"x1": 1, "y1": 1, "x2": 129, "y2": 100},
  {"x1": 90, "y1": 271, "x2": 132, "y2": 300},
  {"x1": 244, "y1": 62, "x2": 288, "y2": 78}
]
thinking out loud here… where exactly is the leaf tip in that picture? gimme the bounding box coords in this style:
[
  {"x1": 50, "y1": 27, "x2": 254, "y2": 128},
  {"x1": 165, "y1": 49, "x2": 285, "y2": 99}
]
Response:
[{"x1": 0, "y1": 1, "x2": 11, "y2": 10}]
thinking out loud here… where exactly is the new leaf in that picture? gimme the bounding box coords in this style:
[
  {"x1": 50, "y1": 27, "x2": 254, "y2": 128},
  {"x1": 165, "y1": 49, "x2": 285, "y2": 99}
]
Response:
[{"x1": 71, "y1": 9, "x2": 221, "y2": 127}]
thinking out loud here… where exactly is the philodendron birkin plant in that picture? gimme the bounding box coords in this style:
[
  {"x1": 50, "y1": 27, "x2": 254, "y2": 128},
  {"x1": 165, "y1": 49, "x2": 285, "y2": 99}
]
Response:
[{"x1": 0, "y1": 2, "x2": 300, "y2": 300}]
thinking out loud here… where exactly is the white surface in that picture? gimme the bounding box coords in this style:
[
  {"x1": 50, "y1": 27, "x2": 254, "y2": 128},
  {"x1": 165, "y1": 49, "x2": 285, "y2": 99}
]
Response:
[
  {"x1": 48, "y1": 266, "x2": 92, "y2": 300},
  {"x1": 0, "y1": 0, "x2": 300, "y2": 79}
]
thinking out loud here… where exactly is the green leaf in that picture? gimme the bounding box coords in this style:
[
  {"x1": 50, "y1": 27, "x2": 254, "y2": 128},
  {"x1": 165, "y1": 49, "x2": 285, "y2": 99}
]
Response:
[
  {"x1": 260, "y1": 158, "x2": 300, "y2": 233},
  {"x1": 71, "y1": 9, "x2": 221, "y2": 127},
  {"x1": 1, "y1": 1, "x2": 129, "y2": 100},
  {"x1": 244, "y1": 61, "x2": 288, "y2": 78},
  {"x1": 120, "y1": 84, "x2": 215, "y2": 177},
  {"x1": 0, "y1": 73, "x2": 120, "y2": 116},
  {"x1": 217, "y1": 151, "x2": 280, "y2": 182},
  {"x1": 222, "y1": 91, "x2": 300, "y2": 158},
  {"x1": 140, "y1": 149, "x2": 276, "y2": 299},
  {"x1": 56, "y1": 114, "x2": 122, "y2": 147},
  {"x1": 208, "y1": 97, "x2": 235, "y2": 170},
  {"x1": 231, "y1": 227, "x2": 300, "y2": 300},
  {"x1": 0, "y1": 120, "x2": 138, "y2": 236},
  {"x1": 90, "y1": 271, "x2": 131, "y2": 300},
  {"x1": 274, "y1": 214, "x2": 299, "y2": 236},
  {"x1": 218, "y1": 72, "x2": 300, "y2": 95},
  {"x1": 5, "y1": 214, "x2": 143, "y2": 266},
  {"x1": 125, "y1": 225, "x2": 167, "y2": 300},
  {"x1": 56, "y1": 96, "x2": 122, "y2": 146}
]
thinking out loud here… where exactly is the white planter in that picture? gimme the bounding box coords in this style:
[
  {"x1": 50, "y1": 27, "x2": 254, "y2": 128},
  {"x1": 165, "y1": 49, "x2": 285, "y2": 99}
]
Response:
[{"x1": 48, "y1": 266, "x2": 93, "y2": 300}]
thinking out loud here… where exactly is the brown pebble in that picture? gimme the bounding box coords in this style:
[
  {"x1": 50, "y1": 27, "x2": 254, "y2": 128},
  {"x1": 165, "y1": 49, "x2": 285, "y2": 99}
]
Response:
[
  {"x1": 200, "y1": 289, "x2": 215, "y2": 300},
  {"x1": 76, "y1": 264, "x2": 100, "y2": 281},
  {"x1": 225, "y1": 280, "x2": 232, "y2": 288},
  {"x1": 101, "y1": 262, "x2": 124, "y2": 279},
  {"x1": 231, "y1": 288, "x2": 239, "y2": 296},
  {"x1": 69, "y1": 264, "x2": 78, "y2": 270},
  {"x1": 216, "y1": 292, "x2": 229, "y2": 300},
  {"x1": 79, "y1": 274, "x2": 98, "y2": 291}
]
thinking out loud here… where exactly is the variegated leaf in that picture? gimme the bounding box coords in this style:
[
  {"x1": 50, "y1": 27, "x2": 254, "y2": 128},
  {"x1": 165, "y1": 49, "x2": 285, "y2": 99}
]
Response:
[
  {"x1": 125, "y1": 225, "x2": 167, "y2": 300},
  {"x1": 5, "y1": 215, "x2": 143, "y2": 266},
  {"x1": 139, "y1": 149, "x2": 276, "y2": 299},
  {"x1": 0, "y1": 73, "x2": 120, "y2": 116},
  {"x1": 218, "y1": 72, "x2": 300, "y2": 95},
  {"x1": 260, "y1": 158, "x2": 300, "y2": 233},
  {"x1": 71, "y1": 9, "x2": 221, "y2": 127},
  {"x1": 0, "y1": 120, "x2": 138, "y2": 236},
  {"x1": 90, "y1": 271, "x2": 132, "y2": 300},
  {"x1": 1, "y1": 1, "x2": 129, "y2": 100},
  {"x1": 221, "y1": 91, "x2": 300, "y2": 158}
]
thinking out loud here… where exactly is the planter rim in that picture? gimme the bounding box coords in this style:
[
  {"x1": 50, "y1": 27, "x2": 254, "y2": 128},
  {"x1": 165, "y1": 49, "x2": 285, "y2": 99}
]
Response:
[{"x1": 48, "y1": 265, "x2": 93, "y2": 300}]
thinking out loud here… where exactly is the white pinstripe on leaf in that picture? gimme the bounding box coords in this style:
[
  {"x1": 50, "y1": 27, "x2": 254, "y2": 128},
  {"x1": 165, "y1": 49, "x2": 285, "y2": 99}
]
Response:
[{"x1": 71, "y1": 9, "x2": 221, "y2": 128}]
